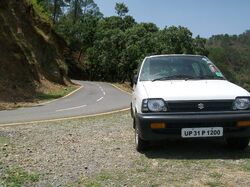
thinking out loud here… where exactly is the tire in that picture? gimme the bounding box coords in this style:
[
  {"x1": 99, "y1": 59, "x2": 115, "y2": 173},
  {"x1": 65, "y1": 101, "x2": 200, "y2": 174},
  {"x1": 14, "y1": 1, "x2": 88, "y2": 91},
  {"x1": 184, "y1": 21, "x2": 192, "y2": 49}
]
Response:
[
  {"x1": 135, "y1": 124, "x2": 149, "y2": 152},
  {"x1": 226, "y1": 137, "x2": 249, "y2": 150},
  {"x1": 133, "y1": 117, "x2": 136, "y2": 129},
  {"x1": 130, "y1": 103, "x2": 134, "y2": 118}
]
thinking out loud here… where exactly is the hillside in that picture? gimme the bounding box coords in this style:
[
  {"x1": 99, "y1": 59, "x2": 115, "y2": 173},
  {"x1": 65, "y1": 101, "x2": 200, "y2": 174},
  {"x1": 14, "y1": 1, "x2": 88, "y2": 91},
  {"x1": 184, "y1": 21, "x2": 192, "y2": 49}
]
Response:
[
  {"x1": 207, "y1": 30, "x2": 250, "y2": 91},
  {"x1": 0, "y1": 0, "x2": 73, "y2": 109}
]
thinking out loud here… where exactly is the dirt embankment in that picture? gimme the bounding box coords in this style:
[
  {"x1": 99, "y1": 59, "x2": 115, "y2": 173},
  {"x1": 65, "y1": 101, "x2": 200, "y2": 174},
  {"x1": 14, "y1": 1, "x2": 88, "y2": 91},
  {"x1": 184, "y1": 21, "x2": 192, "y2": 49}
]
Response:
[{"x1": 0, "y1": 0, "x2": 74, "y2": 109}]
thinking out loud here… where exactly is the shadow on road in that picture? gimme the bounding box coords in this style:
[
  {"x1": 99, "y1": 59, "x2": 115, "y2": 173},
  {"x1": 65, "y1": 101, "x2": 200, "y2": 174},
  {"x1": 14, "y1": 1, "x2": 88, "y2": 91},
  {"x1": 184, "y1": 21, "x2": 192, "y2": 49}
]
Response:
[{"x1": 144, "y1": 140, "x2": 250, "y2": 160}]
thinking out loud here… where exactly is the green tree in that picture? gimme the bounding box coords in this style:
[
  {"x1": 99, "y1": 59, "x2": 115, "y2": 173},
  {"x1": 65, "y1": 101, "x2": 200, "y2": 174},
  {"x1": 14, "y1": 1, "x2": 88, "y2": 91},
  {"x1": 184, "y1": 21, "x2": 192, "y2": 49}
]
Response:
[
  {"x1": 156, "y1": 26, "x2": 194, "y2": 54},
  {"x1": 193, "y1": 35, "x2": 208, "y2": 56},
  {"x1": 123, "y1": 15, "x2": 136, "y2": 30},
  {"x1": 86, "y1": 28, "x2": 126, "y2": 81},
  {"x1": 68, "y1": 0, "x2": 102, "y2": 24},
  {"x1": 115, "y1": 3, "x2": 129, "y2": 17},
  {"x1": 38, "y1": 0, "x2": 70, "y2": 23}
]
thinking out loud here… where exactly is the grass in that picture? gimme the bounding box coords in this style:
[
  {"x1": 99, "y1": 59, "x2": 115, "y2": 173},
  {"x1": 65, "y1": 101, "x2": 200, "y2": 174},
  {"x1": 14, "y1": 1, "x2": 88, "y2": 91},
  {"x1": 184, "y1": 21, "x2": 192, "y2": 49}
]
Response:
[
  {"x1": 112, "y1": 82, "x2": 132, "y2": 94},
  {"x1": 35, "y1": 85, "x2": 77, "y2": 101},
  {"x1": 72, "y1": 120, "x2": 250, "y2": 187},
  {"x1": 74, "y1": 156, "x2": 248, "y2": 186},
  {"x1": 206, "y1": 181, "x2": 222, "y2": 187},
  {"x1": 209, "y1": 172, "x2": 223, "y2": 179},
  {"x1": 242, "y1": 160, "x2": 250, "y2": 171},
  {"x1": 206, "y1": 172, "x2": 223, "y2": 187},
  {"x1": 0, "y1": 136, "x2": 9, "y2": 157},
  {"x1": 0, "y1": 137, "x2": 8, "y2": 146},
  {"x1": 0, "y1": 84, "x2": 78, "y2": 110},
  {"x1": 27, "y1": 0, "x2": 51, "y2": 24},
  {"x1": 0, "y1": 166, "x2": 39, "y2": 187},
  {"x1": 79, "y1": 173, "x2": 114, "y2": 187}
]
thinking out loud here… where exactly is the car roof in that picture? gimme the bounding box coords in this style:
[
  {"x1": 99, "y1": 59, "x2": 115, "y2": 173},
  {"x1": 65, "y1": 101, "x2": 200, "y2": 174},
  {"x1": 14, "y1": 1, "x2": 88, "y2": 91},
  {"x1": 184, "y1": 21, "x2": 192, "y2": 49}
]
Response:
[{"x1": 146, "y1": 54, "x2": 205, "y2": 59}]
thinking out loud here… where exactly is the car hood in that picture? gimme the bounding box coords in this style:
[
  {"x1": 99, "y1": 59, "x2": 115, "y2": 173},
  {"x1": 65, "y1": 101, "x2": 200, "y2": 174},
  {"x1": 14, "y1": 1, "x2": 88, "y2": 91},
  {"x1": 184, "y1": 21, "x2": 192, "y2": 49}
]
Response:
[{"x1": 142, "y1": 80, "x2": 250, "y2": 101}]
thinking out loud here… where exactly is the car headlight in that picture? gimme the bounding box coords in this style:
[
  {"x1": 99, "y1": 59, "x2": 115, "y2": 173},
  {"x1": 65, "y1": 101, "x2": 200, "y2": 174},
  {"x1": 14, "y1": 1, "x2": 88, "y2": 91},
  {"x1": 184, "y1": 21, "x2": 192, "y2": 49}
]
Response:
[
  {"x1": 142, "y1": 99, "x2": 167, "y2": 112},
  {"x1": 233, "y1": 98, "x2": 250, "y2": 110}
]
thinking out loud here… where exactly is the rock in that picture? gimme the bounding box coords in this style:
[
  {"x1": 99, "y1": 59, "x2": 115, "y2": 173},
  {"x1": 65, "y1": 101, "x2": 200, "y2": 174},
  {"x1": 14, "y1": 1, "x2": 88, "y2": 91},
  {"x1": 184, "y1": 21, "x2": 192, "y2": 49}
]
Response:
[{"x1": 152, "y1": 161, "x2": 158, "y2": 167}]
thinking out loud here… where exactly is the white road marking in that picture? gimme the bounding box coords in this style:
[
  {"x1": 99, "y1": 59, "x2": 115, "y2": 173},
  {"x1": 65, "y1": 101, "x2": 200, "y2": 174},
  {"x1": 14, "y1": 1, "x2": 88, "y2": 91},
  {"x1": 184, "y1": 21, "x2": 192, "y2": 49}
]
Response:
[
  {"x1": 97, "y1": 83, "x2": 106, "y2": 97},
  {"x1": 56, "y1": 105, "x2": 87, "y2": 112},
  {"x1": 100, "y1": 88, "x2": 105, "y2": 95},
  {"x1": 97, "y1": 84, "x2": 106, "y2": 95},
  {"x1": 96, "y1": 97, "x2": 104, "y2": 102}
]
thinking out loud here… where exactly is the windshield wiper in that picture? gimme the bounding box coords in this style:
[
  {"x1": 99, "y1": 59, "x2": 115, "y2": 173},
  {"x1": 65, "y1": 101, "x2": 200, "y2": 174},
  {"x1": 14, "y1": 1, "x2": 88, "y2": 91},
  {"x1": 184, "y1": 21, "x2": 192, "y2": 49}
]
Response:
[
  {"x1": 152, "y1": 75, "x2": 195, "y2": 82},
  {"x1": 198, "y1": 75, "x2": 225, "y2": 80}
]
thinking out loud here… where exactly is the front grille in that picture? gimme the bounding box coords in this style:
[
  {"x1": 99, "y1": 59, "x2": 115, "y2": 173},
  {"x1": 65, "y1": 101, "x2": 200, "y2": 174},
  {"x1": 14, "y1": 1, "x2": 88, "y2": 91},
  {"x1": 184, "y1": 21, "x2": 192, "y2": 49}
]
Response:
[{"x1": 167, "y1": 100, "x2": 234, "y2": 112}]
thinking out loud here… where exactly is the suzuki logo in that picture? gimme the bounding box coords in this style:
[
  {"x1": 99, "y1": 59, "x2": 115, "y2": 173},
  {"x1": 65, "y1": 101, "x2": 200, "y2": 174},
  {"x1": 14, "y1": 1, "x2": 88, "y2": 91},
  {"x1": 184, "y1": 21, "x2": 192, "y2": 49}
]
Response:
[{"x1": 198, "y1": 103, "x2": 205, "y2": 110}]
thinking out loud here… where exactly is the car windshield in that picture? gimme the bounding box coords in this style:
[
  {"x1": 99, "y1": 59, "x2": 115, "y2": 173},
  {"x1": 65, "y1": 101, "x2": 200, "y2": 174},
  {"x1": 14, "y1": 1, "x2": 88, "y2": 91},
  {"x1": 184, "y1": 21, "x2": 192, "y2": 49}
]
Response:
[{"x1": 139, "y1": 56, "x2": 225, "y2": 81}]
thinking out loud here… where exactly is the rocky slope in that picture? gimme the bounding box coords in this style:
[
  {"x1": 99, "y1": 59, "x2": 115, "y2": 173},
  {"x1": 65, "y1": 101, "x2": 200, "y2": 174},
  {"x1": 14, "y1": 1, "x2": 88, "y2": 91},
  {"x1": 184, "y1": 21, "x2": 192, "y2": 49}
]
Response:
[{"x1": 0, "y1": 0, "x2": 73, "y2": 107}]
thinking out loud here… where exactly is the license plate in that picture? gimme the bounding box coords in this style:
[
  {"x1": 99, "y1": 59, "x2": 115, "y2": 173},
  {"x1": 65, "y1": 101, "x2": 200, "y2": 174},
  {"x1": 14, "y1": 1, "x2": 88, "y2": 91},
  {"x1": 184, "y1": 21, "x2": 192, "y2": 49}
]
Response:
[{"x1": 181, "y1": 127, "x2": 223, "y2": 138}]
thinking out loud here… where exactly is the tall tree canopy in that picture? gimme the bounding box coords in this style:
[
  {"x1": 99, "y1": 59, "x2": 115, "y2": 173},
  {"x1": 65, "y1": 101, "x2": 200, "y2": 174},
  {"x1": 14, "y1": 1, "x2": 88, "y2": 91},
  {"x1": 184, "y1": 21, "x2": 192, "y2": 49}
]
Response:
[
  {"x1": 38, "y1": 0, "x2": 70, "y2": 23},
  {"x1": 115, "y1": 2, "x2": 129, "y2": 17},
  {"x1": 68, "y1": 0, "x2": 102, "y2": 24}
]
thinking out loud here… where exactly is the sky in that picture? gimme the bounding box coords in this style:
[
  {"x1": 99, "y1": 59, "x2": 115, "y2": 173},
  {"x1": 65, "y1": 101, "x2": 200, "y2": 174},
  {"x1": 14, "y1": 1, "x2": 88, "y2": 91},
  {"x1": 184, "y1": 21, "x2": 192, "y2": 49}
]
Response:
[{"x1": 94, "y1": 0, "x2": 250, "y2": 38}]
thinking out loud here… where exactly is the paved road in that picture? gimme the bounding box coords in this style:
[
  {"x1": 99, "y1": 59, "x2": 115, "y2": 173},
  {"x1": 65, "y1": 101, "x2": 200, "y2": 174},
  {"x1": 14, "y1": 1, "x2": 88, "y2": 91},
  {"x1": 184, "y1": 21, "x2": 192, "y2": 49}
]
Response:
[{"x1": 0, "y1": 81, "x2": 131, "y2": 125}]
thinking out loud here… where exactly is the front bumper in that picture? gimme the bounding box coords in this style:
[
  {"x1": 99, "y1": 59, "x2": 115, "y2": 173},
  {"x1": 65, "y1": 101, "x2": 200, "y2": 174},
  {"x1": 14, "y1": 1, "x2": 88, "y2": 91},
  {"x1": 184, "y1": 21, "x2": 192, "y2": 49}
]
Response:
[{"x1": 135, "y1": 111, "x2": 250, "y2": 141}]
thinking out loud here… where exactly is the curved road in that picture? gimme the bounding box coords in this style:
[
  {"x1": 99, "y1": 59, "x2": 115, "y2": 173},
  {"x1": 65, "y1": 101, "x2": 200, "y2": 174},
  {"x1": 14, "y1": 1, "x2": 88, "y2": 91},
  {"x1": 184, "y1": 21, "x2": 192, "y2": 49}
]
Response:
[{"x1": 0, "y1": 81, "x2": 131, "y2": 125}]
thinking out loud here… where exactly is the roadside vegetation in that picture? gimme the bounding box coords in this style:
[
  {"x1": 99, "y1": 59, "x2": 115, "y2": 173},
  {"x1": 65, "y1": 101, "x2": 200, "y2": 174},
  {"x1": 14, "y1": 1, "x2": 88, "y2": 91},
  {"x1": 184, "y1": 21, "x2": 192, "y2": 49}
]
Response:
[
  {"x1": 112, "y1": 82, "x2": 133, "y2": 94},
  {"x1": 1, "y1": 112, "x2": 250, "y2": 186},
  {"x1": 35, "y1": 84, "x2": 78, "y2": 101},
  {"x1": 0, "y1": 165, "x2": 39, "y2": 187},
  {"x1": 207, "y1": 32, "x2": 250, "y2": 91},
  {"x1": 35, "y1": 0, "x2": 250, "y2": 91},
  {"x1": 0, "y1": 82, "x2": 79, "y2": 110}
]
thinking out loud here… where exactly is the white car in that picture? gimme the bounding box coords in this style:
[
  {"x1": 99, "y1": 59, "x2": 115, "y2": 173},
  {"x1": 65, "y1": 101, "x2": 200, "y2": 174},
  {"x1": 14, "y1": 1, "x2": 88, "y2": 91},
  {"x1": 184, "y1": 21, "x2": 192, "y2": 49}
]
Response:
[{"x1": 131, "y1": 54, "x2": 250, "y2": 152}]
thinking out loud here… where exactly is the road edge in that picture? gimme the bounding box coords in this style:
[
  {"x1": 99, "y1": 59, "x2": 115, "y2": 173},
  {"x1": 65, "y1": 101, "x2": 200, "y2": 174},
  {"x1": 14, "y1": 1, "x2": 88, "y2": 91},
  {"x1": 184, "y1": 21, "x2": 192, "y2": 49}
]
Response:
[
  {"x1": 35, "y1": 85, "x2": 83, "y2": 106},
  {"x1": 109, "y1": 83, "x2": 132, "y2": 95},
  {"x1": 0, "y1": 108, "x2": 130, "y2": 128},
  {"x1": 0, "y1": 82, "x2": 132, "y2": 128}
]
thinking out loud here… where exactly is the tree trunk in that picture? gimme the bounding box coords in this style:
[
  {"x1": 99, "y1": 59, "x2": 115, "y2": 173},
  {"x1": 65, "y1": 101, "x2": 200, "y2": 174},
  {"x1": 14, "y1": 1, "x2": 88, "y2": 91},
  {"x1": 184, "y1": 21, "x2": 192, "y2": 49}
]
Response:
[
  {"x1": 78, "y1": 47, "x2": 84, "y2": 63},
  {"x1": 52, "y1": 0, "x2": 58, "y2": 24},
  {"x1": 73, "y1": 0, "x2": 78, "y2": 24}
]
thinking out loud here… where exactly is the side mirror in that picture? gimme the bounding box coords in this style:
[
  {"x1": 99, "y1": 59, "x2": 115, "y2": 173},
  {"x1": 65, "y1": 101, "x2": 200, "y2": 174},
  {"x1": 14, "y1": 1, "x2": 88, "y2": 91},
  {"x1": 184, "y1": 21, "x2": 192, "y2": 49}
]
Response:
[{"x1": 133, "y1": 75, "x2": 138, "y2": 85}]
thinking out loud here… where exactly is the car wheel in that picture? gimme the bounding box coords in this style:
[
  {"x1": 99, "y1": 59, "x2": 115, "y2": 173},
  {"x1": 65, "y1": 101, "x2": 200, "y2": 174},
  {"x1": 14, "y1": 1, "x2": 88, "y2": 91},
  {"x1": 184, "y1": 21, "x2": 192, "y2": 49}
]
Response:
[
  {"x1": 130, "y1": 103, "x2": 134, "y2": 118},
  {"x1": 226, "y1": 137, "x2": 249, "y2": 150},
  {"x1": 135, "y1": 125, "x2": 149, "y2": 152}
]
